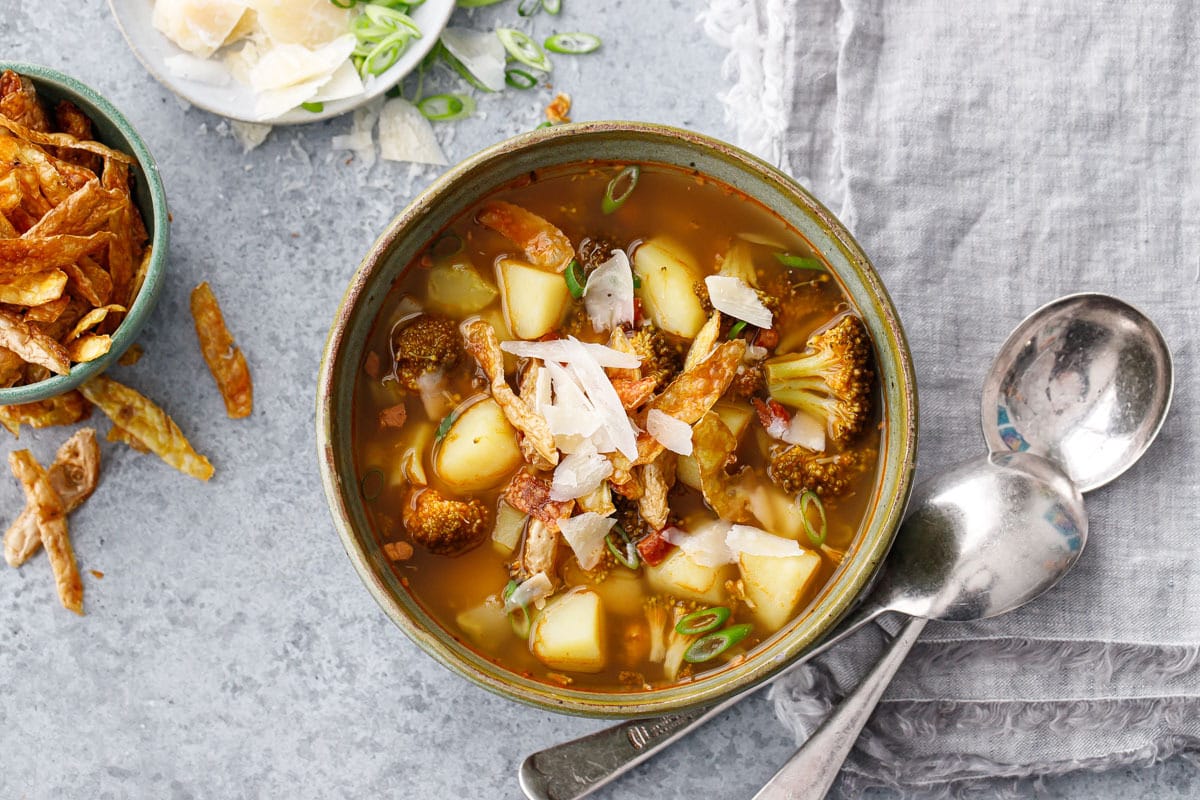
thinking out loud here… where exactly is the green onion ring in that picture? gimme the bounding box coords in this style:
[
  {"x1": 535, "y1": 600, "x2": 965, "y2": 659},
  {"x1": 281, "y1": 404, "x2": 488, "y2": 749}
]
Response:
[
  {"x1": 536, "y1": 121, "x2": 554, "y2": 129},
  {"x1": 605, "y1": 525, "x2": 640, "y2": 570},
  {"x1": 675, "y1": 606, "x2": 732, "y2": 636},
  {"x1": 360, "y1": 468, "x2": 385, "y2": 502},
  {"x1": 502, "y1": 579, "x2": 532, "y2": 637},
  {"x1": 418, "y1": 93, "x2": 475, "y2": 121},
  {"x1": 517, "y1": 0, "x2": 542, "y2": 15},
  {"x1": 632, "y1": 273, "x2": 642, "y2": 289},
  {"x1": 684, "y1": 623, "x2": 753, "y2": 663},
  {"x1": 362, "y1": 33, "x2": 409, "y2": 75},
  {"x1": 542, "y1": 0, "x2": 561, "y2": 13},
  {"x1": 775, "y1": 253, "x2": 826, "y2": 272},
  {"x1": 497, "y1": 28, "x2": 553, "y2": 72},
  {"x1": 544, "y1": 32, "x2": 601, "y2": 55},
  {"x1": 727, "y1": 320, "x2": 748, "y2": 340},
  {"x1": 300, "y1": 101, "x2": 324, "y2": 113},
  {"x1": 799, "y1": 490, "x2": 828, "y2": 547},
  {"x1": 602, "y1": 165, "x2": 640, "y2": 214},
  {"x1": 434, "y1": 411, "x2": 457, "y2": 443},
  {"x1": 564, "y1": 259, "x2": 586, "y2": 299},
  {"x1": 505, "y1": 68, "x2": 538, "y2": 89},
  {"x1": 456, "y1": 0, "x2": 506, "y2": 5},
  {"x1": 330, "y1": 0, "x2": 358, "y2": 8}
]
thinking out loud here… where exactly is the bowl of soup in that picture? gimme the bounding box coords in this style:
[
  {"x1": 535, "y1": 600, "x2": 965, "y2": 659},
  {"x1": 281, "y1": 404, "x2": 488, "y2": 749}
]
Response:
[{"x1": 317, "y1": 122, "x2": 917, "y2": 716}]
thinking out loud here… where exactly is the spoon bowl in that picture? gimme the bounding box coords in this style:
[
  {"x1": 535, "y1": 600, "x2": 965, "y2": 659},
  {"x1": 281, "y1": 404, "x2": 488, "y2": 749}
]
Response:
[{"x1": 982, "y1": 293, "x2": 1173, "y2": 491}]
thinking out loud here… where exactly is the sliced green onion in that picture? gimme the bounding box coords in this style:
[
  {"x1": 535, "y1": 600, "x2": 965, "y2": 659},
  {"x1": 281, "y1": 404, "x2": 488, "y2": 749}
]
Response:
[
  {"x1": 360, "y1": 468, "x2": 385, "y2": 502},
  {"x1": 456, "y1": 0, "x2": 506, "y2": 5},
  {"x1": 330, "y1": 0, "x2": 358, "y2": 8},
  {"x1": 517, "y1": 0, "x2": 542, "y2": 15},
  {"x1": 602, "y1": 165, "x2": 640, "y2": 214},
  {"x1": 775, "y1": 253, "x2": 826, "y2": 272},
  {"x1": 439, "y1": 45, "x2": 495, "y2": 93},
  {"x1": 605, "y1": 525, "x2": 640, "y2": 570},
  {"x1": 434, "y1": 411, "x2": 457, "y2": 442},
  {"x1": 564, "y1": 259, "x2": 586, "y2": 299},
  {"x1": 799, "y1": 490, "x2": 828, "y2": 547},
  {"x1": 497, "y1": 28, "x2": 553, "y2": 72},
  {"x1": 300, "y1": 101, "x2": 324, "y2": 113},
  {"x1": 632, "y1": 274, "x2": 642, "y2": 289},
  {"x1": 505, "y1": 68, "x2": 538, "y2": 89},
  {"x1": 418, "y1": 93, "x2": 475, "y2": 121},
  {"x1": 675, "y1": 606, "x2": 731, "y2": 636},
  {"x1": 727, "y1": 320, "x2": 748, "y2": 340},
  {"x1": 362, "y1": 32, "x2": 411, "y2": 75},
  {"x1": 536, "y1": 121, "x2": 554, "y2": 129},
  {"x1": 544, "y1": 32, "x2": 601, "y2": 55},
  {"x1": 542, "y1": 0, "x2": 561, "y2": 12},
  {"x1": 684, "y1": 623, "x2": 753, "y2": 663},
  {"x1": 502, "y1": 579, "x2": 532, "y2": 638}
]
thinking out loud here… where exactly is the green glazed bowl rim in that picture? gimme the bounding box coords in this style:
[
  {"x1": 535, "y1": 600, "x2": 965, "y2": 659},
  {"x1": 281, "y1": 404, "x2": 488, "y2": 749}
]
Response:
[
  {"x1": 317, "y1": 121, "x2": 917, "y2": 717},
  {"x1": 0, "y1": 62, "x2": 169, "y2": 404}
]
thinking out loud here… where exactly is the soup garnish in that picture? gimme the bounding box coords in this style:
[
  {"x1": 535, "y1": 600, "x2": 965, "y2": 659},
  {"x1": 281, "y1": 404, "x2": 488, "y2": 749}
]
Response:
[{"x1": 353, "y1": 162, "x2": 879, "y2": 691}]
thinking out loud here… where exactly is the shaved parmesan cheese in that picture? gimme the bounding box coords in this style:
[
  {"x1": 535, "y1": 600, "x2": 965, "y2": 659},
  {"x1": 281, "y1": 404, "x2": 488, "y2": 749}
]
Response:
[
  {"x1": 248, "y1": 35, "x2": 355, "y2": 92},
  {"x1": 379, "y1": 98, "x2": 448, "y2": 165},
  {"x1": 504, "y1": 571, "x2": 553, "y2": 612},
  {"x1": 705, "y1": 275, "x2": 773, "y2": 329},
  {"x1": 500, "y1": 338, "x2": 641, "y2": 370},
  {"x1": 153, "y1": 0, "x2": 249, "y2": 59},
  {"x1": 559, "y1": 340, "x2": 640, "y2": 461},
  {"x1": 533, "y1": 363, "x2": 552, "y2": 411},
  {"x1": 726, "y1": 525, "x2": 804, "y2": 558},
  {"x1": 311, "y1": 60, "x2": 365, "y2": 104},
  {"x1": 164, "y1": 53, "x2": 232, "y2": 86},
  {"x1": 440, "y1": 28, "x2": 506, "y2": 92},
  {"x1": 782, "y1": 411, "x2": 825, "y2": 451},
  {"x1": 542, "y1": 362, "x2": 601, "y2": 440},
  {"x1": 550, "y1": 447, "x2": 614, "y2": 501},
  {"x1": 253, "y1": 74, "x2": 327, "y2": 121},
  {"x1": 230, "y1": 120, "x2": 271, "y2": 152},
  {"x1": 763, "y1": 412, "x2": 789, "y2": 442},
  {"x1": 559, "y1": 513, "x2": 617, "y2": 570},
  {"x1": 583, "y1": 251, "x2": 635, "y2": 333},
  {"x1": 247, "y1": 0, "x2": 354, "y2": 48},
  {"x1": 662, "y1": 520, "x2": 735, "y2": 567},
  {"x1": 646, "y1": 409, "x2": 693, "y2": 456}
]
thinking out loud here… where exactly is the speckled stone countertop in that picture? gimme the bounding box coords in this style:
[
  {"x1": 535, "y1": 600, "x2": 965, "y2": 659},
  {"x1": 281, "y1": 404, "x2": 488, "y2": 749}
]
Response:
[{"x1": 1, "y1": 2, "x2": 1196, "y2": 798}]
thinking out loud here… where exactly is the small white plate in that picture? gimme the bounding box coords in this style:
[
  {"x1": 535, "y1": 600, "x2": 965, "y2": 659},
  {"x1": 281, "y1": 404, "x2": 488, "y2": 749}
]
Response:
[{"x1": 108, "y1": 0, "x2": 455, "y2": 124}]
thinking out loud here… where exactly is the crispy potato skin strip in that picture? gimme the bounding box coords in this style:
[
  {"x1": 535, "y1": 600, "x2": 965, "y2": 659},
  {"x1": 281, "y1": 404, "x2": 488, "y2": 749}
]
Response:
[
  {"x1": 638, "y1": 453, "x2": 675, "y2": 531},
  {"x1": 107, "y1": 425, "x2": 149, "y2": 453},
  {"x1": 0, "y1": 308, "x2": 70, "y2": 374},
  {"x1": 0, "y1": 270, "x2": 67, "y2": 306},
  {"x1": 693, "y1": 412, "x2": 753, "y2": 524},
  {"x1": 0, "y1": 114, "x2": 134, "y2": 164},
  {"x1": 5, "y1": 428, "x2": 99, "y2": 567},
  {"x1": 0, "y1": 232, "x2": 113, "y2": 274},
  {"x1": 190, "y1": 282, "x2": 253, "y2": 419},
  {"x1": 605, "y1": 328, "x2": 641, "y2": 382},
  {"x1": 462, "y1": 318, "x2": 558, "y2": 467},
  {"x1": 67, "y1": 333, "x2": 112, "y2": 362},
  {"x1": 0, "y1": 70, "x2": 51, "y2": 131},
  {"x1": 684, "y1": 312, "x2": 722, "y2": 372},
  {"x1": 79, "y1": 375, "x2": 214, "y2": 481},
  {"x1": 519, "y1": 518, "x2": 558, "y2": 581},
  {"x1": 24, "y1": 180, "x2": 126, "y2": 238},
  {"x1": 503, "y1": 470, "x2": 574, "y2": 534},
  {"x1": 477, "y1": 201, "x2": 575, "y2": 272},
  {"x1": 612, "y1": 376, "x2": 658, "y2": 410},
  {"x1": 634, "y1": 339, "x2": 746, "y2": 466},
  {"x1": 8, "y1": 449, "x2": 82, "y2": 613},
  {"x1": 0, "y1": 389, "x2": 90, "y2": 436}
]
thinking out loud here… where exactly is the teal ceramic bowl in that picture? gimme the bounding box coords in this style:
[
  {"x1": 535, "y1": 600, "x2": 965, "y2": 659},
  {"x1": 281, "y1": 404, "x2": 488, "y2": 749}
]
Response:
[
  {"x1": 317, "y1": 122, "x2": 918, "y2": 717},
  {"x1": 0, "y1": 62, "x2": 168, "y2": 404}
]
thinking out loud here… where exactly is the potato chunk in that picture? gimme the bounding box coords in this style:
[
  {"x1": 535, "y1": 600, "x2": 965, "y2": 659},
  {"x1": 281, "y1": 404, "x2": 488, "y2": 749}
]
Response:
[
  {"x1": 531, "y1": 588, "x2": 607, "y2": 673},
  {"x1": 645, "y1": 547, "x2": 732, "y2": 606},
  {"x1": 497, "y1": 257, "x2": 570, "y2": 340},
  {"x1": 632, "y1": 237, "x2": 707, "y2": 338},
  {"x1": 434, "y1": 397, "x2": 522, "y2": 492},
  {"x1": 738, "y1": 550, "x2": 822, "y2": 632}
]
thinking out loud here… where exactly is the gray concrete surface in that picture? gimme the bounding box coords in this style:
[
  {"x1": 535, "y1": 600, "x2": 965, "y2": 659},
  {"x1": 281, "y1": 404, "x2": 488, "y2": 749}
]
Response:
[{"x1": 1, "y1": 1, "x2": 1195, "y2": 798}]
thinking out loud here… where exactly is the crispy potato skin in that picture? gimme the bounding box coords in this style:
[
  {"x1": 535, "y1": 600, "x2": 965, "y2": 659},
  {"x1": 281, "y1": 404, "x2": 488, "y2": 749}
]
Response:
[
  {"x1": 8, "y1": 449, "x2": 82, "y2": 614},
  {"x1": 190, "y1": 282, "x2": 253, "y2": 419}
]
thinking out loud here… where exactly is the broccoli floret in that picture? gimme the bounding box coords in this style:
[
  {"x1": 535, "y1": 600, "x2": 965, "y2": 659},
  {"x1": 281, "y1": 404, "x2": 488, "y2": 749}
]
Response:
[
  {"x1": 613, "y1": 494, "x2": 653, "y2": 542},
  {"x1": 578, "y1": 236, "x2": 621, "y2": 273},
  {"x1": 760, "y1": 271, "x2": 828, "y2": 328},
  {"x1": 768, "y1": 445, "x2": 876, "y2": 497},
  {"x1": 728, "y1": 360, "x2": 766, "y2": 399},
  {"x1": 401, "y1": 487, "x2": 489, "y2": 555},
  {"x1": 628, "y1": 327, "x2": 684, "y2": 388},
  {"x1": 764, "y1": 314, "x2": 873, "y2": 445},
  {"x1": 643, "y1": 596, "x2": 700, "y2": 681},
  {"x1": 392, "y1": 314, "x2": 464, "y2": 392}
]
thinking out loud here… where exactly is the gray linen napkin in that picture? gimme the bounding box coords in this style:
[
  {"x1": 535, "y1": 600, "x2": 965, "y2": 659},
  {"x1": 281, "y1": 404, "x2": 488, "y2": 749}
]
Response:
[{"x1": 702, "y1": 0, "x2": 1200, "y2": 795}]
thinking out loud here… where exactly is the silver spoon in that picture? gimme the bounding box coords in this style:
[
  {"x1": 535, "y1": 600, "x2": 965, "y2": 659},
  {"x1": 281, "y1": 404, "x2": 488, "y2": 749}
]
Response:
[
  {"x1": 518, "y1": 293, "x2": 1173, "y2": 800},
  {"x1": 754, "y1": 293, "x2": 1172, "y2": 799}
]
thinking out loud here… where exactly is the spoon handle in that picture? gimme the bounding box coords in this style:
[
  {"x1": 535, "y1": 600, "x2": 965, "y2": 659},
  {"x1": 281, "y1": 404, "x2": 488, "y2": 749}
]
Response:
[
  {"x1": 517, "y1": 600, "x2": 891, "y2": 800},
  {"x1": 751, "y1": 616, "x2": 929, "y2": 800}
]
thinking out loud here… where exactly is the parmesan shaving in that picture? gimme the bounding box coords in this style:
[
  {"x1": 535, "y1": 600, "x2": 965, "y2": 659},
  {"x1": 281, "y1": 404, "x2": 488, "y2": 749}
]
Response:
[
  {"x1": 583, "y1": 250, "x2": 635, "y2": 333},
  {"x1": 782, "y1": 411, "x2": 826, "y2": 451},
  {"x1": 726, "y1": 524, "x2": 804, "y2": 558},
  {"x1": 440, "y1": 28, "x2": 507, "y2": 92},
  {"x1": 504, "y1": 571, "x2": 553, "y2": 612},
  {"x1": 163, "y1": 53, "x2": 233, "y2": 86},
  {"x1": 500, "y1": 338, "x2": 641, "y2": 370},
  {"x1": 705, "y1": 275, "x2": 773, "y2": 329},
  {"x1": 646, "y1": 409, "x2": 693, "y2": 456},
  {"x1": 558, "y1": 512, "x2": 616, "y2": 570},
  {"x1": 662, "y1": 520, "x2": 735, "y2": 567},
  {"x1": 550, "y1": 447, "x2": 614, "y2": 501},
  {"x1": 379, "y1": 98, "x2": 448, "y2": 166}
]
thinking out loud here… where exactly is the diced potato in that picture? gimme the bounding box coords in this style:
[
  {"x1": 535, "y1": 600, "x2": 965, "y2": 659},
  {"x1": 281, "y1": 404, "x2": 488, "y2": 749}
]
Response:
[
  {"x1": 714, "y1": 401, "x2": 754, "y2": 441},
  {"x1": 456, "y1": 598, "x2": 513, "y2": 651},
  {"x1": 677, "y1": 454, "x2": 701, "y2": 491},
  {"x1": 645, "y1": 548, "x2": 732, "y2": 606},
  {"x1": 632, "y1": 237, "x2": 707, "y2": 339},
  {"x1": 530, "y1": 588, "x2": 607, "y2": 673},
  {"x1": 738, "y1": 550, "x2": 822, "y2": 632},
  {"x1": 491, "y1": 500, "x2": 527, "y2": 556},
  {"x1": 434, "y1": 397, "x2": 522, "y2": 492},
  {"x1": 426, "y1": 260, "x2": 498, "y2": 316},
  {"x1": 497, "y1": 257, "x2": 570, "y2": 340},
  {"x1": 591, "y1": 569, "x2": 647, "y2": 617}
]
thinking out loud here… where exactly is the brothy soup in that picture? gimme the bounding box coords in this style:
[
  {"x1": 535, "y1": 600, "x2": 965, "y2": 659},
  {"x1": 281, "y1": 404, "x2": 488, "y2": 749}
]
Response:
[{"x1": 353, "y1": 162, "x2": 880, "y2": 691}]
